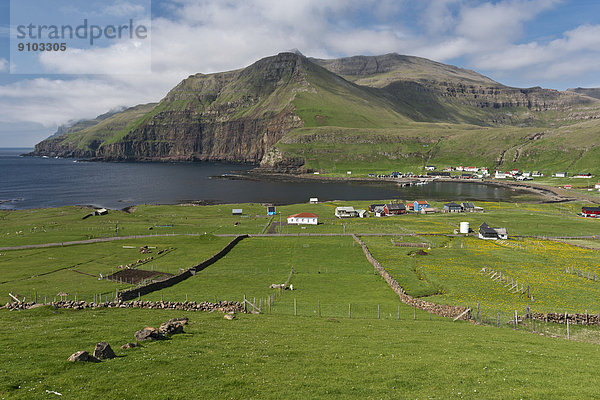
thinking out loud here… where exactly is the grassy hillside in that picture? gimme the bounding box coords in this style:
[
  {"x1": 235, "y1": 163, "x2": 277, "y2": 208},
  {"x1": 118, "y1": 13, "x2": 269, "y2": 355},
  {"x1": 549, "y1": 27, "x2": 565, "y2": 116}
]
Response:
[{"x1": 44, "y1": 103, "x2": 158, "y2": 151}]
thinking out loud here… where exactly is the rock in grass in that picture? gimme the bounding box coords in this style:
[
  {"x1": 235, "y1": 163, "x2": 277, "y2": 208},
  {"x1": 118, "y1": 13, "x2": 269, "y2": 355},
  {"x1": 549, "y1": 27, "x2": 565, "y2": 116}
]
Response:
[
  {"x1": 67, "y1": 351, "x2": 100, "y2": 362},
  {"x1": 224, "y1": 313, "x2": 235, "y2": 320},
  {"x1": 120, "y1": 342, "x2": 139, "y2": 350},
  {"x1": 134, "y1": 326, "x2": 162, "y2": 341},
  {"x1": 159, "y1": 318, "x2": 187, "y2": 336},
  {"x1": 93, "y1": 342, "x2": 116, "y2": 359}
]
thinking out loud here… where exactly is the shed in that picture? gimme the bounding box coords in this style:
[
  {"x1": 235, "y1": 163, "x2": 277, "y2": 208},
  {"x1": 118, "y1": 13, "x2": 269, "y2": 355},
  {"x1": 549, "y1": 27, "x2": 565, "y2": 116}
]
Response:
[
  {"x1": 420, "y1": 207, "x2": 437, "y2": 214},
  {"x1": 443, "y1": 202, "x2": 463, "y2": 213},
  {"x1": 309, "y1": 198, "x2": 319, "y2": 204},
  {"x1": 555, "y1": 172, "x2": 567, "y2": 178},
  {"x1": 232, "y1": 209, "x2": 243, "y2": 216},
  {"x1": 384, "y1": 203, "x2": 406, "y2": 215},
  {"x1": 425, "y1": 165, "x2": 436, "y2": 171},
  {"x1": 94, "y1": 208, "x2": 108, "y2": 216},
  {"x1": 287, "y1": 213, "x2": 319, "y2": 225},
  {"x1": 413, "y1": 201, "x2": 430, "y2": 212},
  {"x1": 334, "y1": 206, "x2": 357, "y2": 218}
]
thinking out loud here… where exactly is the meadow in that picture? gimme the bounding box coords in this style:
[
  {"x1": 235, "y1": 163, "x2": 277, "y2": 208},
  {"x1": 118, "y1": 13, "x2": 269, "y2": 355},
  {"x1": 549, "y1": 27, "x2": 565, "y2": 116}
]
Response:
[
  {"x1": 2, "y1": 200, "x2": 600, "y2": 398},
  {"x1": 3, "y1": 308, "x2": 600, "y2": 399}
]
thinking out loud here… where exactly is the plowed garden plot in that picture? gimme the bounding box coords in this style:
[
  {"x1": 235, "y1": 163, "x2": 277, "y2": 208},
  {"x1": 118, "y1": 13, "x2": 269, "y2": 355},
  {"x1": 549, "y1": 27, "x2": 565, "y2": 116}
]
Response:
[{"x1": 106, "y1": 269, "x2": 173, "y2": 284}]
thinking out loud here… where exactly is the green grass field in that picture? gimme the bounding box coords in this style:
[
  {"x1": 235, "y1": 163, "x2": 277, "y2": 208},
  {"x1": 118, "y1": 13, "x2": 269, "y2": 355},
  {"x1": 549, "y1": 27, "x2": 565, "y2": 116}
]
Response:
[
  {"x1": 3, "y1": 308, "x2": 600, "y2": 399},
  {"x1": 2, "y1": 201, "x2": 600, "y2": 398}
]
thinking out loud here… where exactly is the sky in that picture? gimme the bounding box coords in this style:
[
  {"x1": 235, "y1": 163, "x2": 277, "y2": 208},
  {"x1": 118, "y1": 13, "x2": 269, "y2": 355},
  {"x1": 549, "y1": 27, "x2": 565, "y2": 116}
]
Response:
[{"x1": 1, "y1": 0, "x2": 600, "y2": 147}]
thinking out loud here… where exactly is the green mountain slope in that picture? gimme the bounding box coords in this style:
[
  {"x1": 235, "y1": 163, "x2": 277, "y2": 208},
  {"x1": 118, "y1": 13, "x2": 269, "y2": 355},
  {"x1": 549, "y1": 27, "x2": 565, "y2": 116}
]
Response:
[{"x1": 31, "y1": 52, "x2": 600, "y2": 174}]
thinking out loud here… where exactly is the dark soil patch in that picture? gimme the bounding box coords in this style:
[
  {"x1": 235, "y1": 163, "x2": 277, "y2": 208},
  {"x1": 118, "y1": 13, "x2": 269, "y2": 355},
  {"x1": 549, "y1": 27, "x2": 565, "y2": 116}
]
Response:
[{"x1": 106, "y1": 269, "x2": 173, "y2": 284}]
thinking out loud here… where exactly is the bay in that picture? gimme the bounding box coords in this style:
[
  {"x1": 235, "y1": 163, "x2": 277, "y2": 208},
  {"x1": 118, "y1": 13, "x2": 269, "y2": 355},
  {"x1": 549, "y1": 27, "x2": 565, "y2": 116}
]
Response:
[{"x1": 0, "y1": 148, "x2": 536, "y2": 210}]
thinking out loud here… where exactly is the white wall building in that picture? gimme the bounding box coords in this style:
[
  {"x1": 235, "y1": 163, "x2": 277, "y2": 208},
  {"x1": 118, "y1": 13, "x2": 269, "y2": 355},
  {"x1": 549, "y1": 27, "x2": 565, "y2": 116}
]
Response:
[{"x1": 287, "y1": 213, "x2": 319, "y2": 225}]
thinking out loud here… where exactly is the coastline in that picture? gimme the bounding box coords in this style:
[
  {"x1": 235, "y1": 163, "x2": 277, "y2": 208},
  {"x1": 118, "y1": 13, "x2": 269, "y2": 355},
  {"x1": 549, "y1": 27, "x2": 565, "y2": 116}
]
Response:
[{"x1": 238, "y1": 170, "x2": 584, "y2": 204}]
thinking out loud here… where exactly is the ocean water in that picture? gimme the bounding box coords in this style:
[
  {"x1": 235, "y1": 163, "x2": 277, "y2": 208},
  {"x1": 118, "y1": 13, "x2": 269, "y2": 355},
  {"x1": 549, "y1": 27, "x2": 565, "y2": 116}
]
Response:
[{"x1": 0, "y1": 148, "x2": 534, "y2": 210}]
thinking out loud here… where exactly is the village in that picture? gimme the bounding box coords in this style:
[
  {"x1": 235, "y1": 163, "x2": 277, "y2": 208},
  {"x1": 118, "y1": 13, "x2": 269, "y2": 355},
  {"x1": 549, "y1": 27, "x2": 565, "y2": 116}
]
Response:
[{"x1": 361, "y1": 164, "x2": 597, "y2": 187}]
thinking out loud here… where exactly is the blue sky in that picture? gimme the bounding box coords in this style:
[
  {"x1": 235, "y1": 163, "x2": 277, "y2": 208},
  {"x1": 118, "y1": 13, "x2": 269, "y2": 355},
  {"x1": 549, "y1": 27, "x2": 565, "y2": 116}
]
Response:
[{"x1": 1, "y1": 0, "x2": 600, "y2": 147}]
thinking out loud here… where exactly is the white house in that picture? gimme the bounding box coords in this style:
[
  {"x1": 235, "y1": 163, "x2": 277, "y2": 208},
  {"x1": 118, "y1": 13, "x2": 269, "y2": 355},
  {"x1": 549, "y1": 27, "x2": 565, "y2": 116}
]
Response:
[
  {"x1": 287, "y1": 213, "x2": 319, "y2": 225},
  {"x1": 495, "y1": 171, "x2": 508, "y2": 179},
  {"x1": 555, "y1": 172, "x2": 567, "y2": 178},
  {"x1": 595, "y1": 183, "x2": 600, "y2": 189},
  {"x1": 335, "y1": 206, "x2": 357, "y2": 218},
  {"x1": 309, "y1": 198, "x2": 319, "y2": 204}
]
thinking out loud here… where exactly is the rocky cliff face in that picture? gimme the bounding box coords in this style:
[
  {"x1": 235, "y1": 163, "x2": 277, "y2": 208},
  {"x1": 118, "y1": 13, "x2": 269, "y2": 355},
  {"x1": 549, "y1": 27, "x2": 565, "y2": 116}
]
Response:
[{"x1": 95, "y1": 109, "x2": 302, "y2": 162}]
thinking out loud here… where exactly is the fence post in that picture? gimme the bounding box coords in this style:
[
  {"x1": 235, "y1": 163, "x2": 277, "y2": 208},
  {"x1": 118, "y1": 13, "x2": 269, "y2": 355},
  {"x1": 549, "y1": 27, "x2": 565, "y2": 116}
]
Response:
[
  {"x1": 243, "y1": 295, "x2": 247, "y2": 313},
  {"x1": 514, "y1": 310, "x2": 518, "y2": 330}
]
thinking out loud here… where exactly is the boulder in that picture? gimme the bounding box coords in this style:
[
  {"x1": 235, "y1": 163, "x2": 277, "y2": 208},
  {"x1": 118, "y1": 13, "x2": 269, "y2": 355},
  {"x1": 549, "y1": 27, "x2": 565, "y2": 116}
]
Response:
[
  {"x1": 135, "y1": 326, "x2": 162, "y2": 341},
  {"x1": 93, "y1": 342, "x2": 116, "y2": 359},
  {"x1": 120, "y1": 342, "x2": 139, "y2": 350},
  {"x1": 224, "y1": 313, "x2": 235, "y2": 320},
  {"x1": 159, "y1": 317, "x2": 188, "y2": 336},
  {"x1": 67, "y1": 350, "x2": 100, "y2": 362}
]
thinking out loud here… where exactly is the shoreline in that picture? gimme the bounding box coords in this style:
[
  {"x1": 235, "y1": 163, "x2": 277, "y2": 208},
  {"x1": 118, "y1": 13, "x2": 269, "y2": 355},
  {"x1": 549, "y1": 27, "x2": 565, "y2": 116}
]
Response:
[{"x1": 239, "y1": 170, "x2": 580, "y2": 204}]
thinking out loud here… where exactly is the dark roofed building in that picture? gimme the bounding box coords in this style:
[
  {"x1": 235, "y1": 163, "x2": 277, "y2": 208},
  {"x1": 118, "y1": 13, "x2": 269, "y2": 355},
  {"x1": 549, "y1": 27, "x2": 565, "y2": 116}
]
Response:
[
  {"x1": 443, "y1": 202, "x2": 463, "y2": 213},
  {"x1": 384, "y1": 203, "x2": 406, "y2": 215},
  {"x1": 478, "y1": 222, "x2": 508, "y2": 240},
  {"x1": 369, "y1": 204, "x2": 385, "y2": 212}
]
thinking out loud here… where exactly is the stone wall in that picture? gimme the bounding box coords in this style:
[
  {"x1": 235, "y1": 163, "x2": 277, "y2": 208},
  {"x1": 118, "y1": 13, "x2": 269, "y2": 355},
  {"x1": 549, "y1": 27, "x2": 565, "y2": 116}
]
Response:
[
  {"x1": 117, "y1": 235, "x2": 248, "y2": 301},
  {"x1": 352, "y1": 234, "x2": 470, "y2": 320},
  {"x1": 4, "y1": 300, "x2": 244, "y2": 313},
  {"x1": 526, "y1": 312, "x2": 600, "y2": 326}
]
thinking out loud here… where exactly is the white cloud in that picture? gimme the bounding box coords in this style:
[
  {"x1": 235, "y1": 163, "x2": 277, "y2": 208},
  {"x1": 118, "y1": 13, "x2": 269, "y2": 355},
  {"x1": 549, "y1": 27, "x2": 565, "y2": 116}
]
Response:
[
  {"x1": 101, "y1": 1, "x2": 147, "y2": 17},
  {"x1": 39, "y1": 40, "x2": 152, "y2": 75},
  {"x1": 0, "y1": 77, "x2": 170, "y2": 128},
  {"x1": 0, "y1": 58, "x2": 8, "y2": 72}
]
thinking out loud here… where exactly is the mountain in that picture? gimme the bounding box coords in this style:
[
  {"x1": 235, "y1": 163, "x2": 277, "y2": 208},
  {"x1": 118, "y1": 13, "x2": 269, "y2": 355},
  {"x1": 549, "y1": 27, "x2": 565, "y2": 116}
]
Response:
[
  {"x1": 31, "y1": 52, "x2": 600, "y2": 174},
  {"x1": 568, "y1": 87, "x2": 600, "y2": 100}
]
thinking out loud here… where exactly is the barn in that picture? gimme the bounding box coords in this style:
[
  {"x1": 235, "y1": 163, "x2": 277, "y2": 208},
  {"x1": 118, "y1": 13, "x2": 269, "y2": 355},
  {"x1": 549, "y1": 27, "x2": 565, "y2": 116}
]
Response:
[
  {"x1": 582, "y1": 207, "x2": 600, "y2": 218},
  {"x1": 478, "y1": 222, "x2": 508, "y2": 240},
  {"x1": 384, "y1": 203, "x2": 406, "y2": 215}
]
